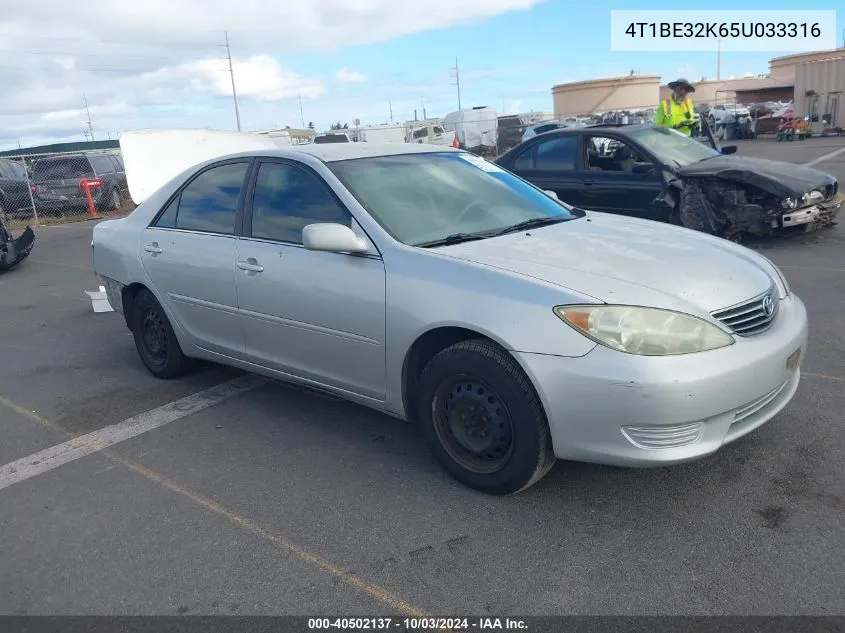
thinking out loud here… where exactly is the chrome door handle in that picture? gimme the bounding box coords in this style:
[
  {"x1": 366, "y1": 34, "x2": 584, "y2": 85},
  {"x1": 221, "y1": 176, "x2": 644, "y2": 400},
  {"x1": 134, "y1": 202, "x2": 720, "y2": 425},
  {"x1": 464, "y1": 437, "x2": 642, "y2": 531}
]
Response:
[
  {"x1": 144, "y1": 243, "x2": 162, "y2": 254},
  {"x1": 237, "y1": 259, "x2": 264, "y2": 273}
]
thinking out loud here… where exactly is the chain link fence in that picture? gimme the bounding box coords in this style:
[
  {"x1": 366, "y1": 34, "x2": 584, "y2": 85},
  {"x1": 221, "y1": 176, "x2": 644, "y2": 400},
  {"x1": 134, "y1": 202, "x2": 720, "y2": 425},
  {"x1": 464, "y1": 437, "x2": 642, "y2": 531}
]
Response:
[{"x1": 0, "y1": 150, "x2": 136, "y2": 231}]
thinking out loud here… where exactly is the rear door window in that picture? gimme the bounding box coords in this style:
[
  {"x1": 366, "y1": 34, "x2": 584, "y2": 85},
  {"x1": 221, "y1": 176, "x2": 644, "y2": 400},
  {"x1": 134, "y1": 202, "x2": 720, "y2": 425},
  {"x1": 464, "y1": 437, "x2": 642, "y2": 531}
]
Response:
[
  {"x1": 32, "y1": 157, "x2": 94, "y2": 181},
  {"x1": 89, "y1": 155, "x2": 114, "y2": 175},
  {"x1": 534, "y1": 136, "x2": 578, "y2": 171},
  {"x1": 171, "y1": 161, "x2": 250, "y2": 234}
]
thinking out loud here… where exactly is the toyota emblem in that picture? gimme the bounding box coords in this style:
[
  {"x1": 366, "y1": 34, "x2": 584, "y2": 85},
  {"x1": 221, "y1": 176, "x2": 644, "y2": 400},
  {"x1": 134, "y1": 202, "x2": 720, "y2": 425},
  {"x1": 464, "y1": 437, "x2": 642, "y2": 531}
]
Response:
[{"x1": 762, "y1": 296, "x2": 774, "y2": 317}]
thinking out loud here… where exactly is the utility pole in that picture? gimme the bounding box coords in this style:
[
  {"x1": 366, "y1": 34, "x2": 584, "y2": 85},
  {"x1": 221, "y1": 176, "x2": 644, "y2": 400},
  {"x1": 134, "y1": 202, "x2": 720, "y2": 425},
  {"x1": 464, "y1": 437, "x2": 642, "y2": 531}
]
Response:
[
  {"x1": 450, "y1": 57, "x2": 462, "y2": 111},
  {"x1": 218, "y1": 30, "x2": 241, "y2": 131},
  {"x1": 83, "y1": 93, "x2": 95, "y2": 144},
  {"x1": 298, "y1": 93, "x2": 305, "y2": 128},
  {"x1": 389, "y1": 99, "x2": 393, "y2": 123},
  {"x1": 716, "y1": 37, "x2": 721, "y2": 80},
  {"x1": 421, "y1": 96, "x2": 427, "y2": 119}
]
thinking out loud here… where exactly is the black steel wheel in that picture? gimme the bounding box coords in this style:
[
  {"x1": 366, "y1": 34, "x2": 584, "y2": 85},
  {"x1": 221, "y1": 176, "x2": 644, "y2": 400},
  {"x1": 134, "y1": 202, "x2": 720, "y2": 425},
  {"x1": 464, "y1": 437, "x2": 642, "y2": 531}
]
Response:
[
  {"x1": 130, "y1": 288, "x2": 193, "y2": 379},
  {"x1": 415, "y1": 339, "x2": 555, "y2": 495},
  {"x1": 432, "y1": 375, "x2": 515, "y2": 474}
]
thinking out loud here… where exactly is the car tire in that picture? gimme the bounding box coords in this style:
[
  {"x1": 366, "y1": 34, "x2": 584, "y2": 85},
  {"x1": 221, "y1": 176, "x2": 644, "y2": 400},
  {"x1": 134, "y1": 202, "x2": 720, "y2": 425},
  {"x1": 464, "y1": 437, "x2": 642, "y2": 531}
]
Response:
[
  {"x1": 130, "y1": 289, "x2": 193, "y2": 379},
  {"x1": 415, "y1": 339, "x2": 556, "y2": 495},
  {"x1": 109, "y1": 187, "x2": 121, "y2": 211}
]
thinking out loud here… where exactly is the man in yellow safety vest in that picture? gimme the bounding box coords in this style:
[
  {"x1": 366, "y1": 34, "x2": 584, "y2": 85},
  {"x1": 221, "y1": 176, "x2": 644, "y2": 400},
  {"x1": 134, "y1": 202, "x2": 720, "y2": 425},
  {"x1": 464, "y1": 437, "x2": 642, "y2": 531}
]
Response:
[{"x1": 656, "y1": 78, "x2": 696, "y2": 136}]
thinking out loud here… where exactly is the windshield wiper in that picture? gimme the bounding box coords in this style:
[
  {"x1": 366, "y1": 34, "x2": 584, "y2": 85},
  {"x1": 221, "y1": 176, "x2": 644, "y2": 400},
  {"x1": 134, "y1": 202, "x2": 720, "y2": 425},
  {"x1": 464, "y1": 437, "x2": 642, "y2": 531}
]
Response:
[
  {"x1": 415, "y1": 233, "x2": 491, "y2": 248},
  {"x1": 491, "y1": 216, "x2": 571, "y2": 236}
]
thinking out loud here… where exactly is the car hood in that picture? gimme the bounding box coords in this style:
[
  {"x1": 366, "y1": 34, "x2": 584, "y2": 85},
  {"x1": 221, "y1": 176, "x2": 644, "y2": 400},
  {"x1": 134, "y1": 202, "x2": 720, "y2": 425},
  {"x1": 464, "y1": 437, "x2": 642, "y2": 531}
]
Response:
[
  {"x1": 434, "y1": 213, "x2": 775, "y2": 314},
  {"x1": 678, "y1": 155, "x2": 836, "y2": 200}
]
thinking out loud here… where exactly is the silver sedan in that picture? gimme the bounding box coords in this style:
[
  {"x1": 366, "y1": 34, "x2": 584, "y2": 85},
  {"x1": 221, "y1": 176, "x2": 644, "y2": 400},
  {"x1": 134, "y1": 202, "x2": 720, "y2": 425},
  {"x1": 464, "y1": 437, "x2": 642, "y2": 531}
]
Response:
[{"x1": 92, "y1": 134, "x2": 808, "y2": 494}]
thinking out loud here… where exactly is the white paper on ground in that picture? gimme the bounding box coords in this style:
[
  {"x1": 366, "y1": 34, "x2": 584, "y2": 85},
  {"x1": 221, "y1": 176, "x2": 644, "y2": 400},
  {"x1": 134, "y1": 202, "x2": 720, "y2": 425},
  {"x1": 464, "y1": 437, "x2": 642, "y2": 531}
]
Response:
[{"x1": 85, "y1": 285, "x2": 114, "y2": 313}]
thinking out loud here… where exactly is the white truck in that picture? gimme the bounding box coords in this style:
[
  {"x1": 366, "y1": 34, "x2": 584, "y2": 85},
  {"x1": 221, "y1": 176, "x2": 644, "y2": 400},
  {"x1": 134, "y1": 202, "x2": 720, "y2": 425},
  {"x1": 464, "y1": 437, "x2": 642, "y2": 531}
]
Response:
[
  {"x1": 442, "y1": 106, "x2": 498, "y2": 157},
  {"x1": 406, "y1": 123, "x2": 454, "y2": 146}
]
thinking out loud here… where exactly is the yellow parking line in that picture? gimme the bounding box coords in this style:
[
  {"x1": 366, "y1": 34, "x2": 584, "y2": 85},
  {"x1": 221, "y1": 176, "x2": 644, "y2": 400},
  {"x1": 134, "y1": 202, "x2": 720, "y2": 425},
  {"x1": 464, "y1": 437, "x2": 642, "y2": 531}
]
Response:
[
  {"x1": 0, "y1": 393, "x2": 427, "y2": 617},
  {"x1": 805, "y1": 372, "x2": 845, "y2": 383}
]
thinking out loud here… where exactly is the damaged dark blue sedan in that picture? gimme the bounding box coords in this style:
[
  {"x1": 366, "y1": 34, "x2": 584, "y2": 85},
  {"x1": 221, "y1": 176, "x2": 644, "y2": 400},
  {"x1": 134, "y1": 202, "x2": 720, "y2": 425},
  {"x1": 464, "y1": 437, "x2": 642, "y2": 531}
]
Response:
[{"x1": 495, "y1": 121, "x2": 842, "y2": 243}]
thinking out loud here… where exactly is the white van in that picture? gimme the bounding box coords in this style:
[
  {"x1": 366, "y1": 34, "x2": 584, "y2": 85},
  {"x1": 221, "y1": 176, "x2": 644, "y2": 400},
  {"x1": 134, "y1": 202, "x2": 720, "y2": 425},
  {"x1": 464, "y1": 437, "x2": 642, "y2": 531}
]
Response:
[{"x1": 406, "y1": 124, "x2": 454, "y2": 146}]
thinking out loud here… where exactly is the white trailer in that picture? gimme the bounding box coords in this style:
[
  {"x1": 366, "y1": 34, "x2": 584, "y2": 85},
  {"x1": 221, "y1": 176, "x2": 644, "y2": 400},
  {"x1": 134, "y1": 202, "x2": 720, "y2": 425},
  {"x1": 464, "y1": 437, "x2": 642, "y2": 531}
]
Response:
[{"x1": 357, "y1": 124, "x2": 407, "y2": 144}]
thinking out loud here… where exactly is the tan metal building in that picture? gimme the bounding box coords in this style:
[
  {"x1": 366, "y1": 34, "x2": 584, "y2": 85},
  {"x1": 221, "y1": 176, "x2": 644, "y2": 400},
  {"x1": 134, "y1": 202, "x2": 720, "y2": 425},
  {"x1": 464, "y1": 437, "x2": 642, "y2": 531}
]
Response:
[
  {"x1": 794, "y1": 56, "x2": 844, "y2": 128},
  {"x1": 552, "y1": 74, "x2": 660, "y2": 117}
]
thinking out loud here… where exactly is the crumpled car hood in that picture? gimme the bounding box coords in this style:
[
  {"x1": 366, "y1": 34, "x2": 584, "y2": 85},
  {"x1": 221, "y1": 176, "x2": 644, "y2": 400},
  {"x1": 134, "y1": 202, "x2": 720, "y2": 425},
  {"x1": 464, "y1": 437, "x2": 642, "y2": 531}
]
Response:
[
  {"x1": 678, "y1": 155, "x2": 836, "y2": 200},
  {"x1": 0, "y1": 225, "x2": 35, "y2": 272},
  {"x1": 434, "y1": 213, "x2": 775, "y2": 314}
]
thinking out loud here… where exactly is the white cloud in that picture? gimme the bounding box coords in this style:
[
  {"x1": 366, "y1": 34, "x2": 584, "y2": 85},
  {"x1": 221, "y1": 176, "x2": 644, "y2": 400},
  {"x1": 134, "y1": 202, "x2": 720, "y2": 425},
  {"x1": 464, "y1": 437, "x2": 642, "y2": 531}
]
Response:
[
  {"x1": 337, "y1": 68, "x2": 366, "y2": 85},
  {"x1": 0, "y1": 0, "x2": 546, "y2": 148}
]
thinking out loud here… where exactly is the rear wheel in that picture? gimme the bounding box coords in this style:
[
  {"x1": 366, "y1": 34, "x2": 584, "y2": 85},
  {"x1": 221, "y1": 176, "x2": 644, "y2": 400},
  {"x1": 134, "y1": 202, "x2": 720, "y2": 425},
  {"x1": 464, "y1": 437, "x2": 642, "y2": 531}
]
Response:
[
  {"x1": 415, "y1": 339, "x2": 555, "y2": 495},
  {"x1": 130, "y1": 289, "x2": 193, "y2": 379},
  {"x1": 108, "y1": 187, "x2": 121, "y2": 211}
]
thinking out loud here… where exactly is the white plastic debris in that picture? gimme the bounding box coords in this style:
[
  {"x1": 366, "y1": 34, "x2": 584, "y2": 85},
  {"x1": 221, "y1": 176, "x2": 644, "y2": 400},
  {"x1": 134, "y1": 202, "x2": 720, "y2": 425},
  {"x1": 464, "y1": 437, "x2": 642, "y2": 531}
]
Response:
[{"x1": 85, "y1": 285, "x2": 114, "y2": 313}]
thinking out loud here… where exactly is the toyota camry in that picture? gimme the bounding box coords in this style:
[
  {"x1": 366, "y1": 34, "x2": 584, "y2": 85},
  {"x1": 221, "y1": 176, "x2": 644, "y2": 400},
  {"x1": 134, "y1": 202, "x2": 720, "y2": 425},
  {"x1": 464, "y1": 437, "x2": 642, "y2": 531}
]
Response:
[{"x1": 91, "y1": 130, "x2": 808, "y2": 495}]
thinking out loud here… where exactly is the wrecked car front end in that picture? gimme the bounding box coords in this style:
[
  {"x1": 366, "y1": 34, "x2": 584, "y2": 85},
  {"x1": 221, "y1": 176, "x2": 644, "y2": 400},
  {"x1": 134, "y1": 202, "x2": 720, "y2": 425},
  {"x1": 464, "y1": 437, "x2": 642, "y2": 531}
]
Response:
[
  {"x1": 674, "y1": 156, "x2": 841, "y2": 241},
  {"x1": 0, "y1": 220, "x2": 35, "y2": 272}
]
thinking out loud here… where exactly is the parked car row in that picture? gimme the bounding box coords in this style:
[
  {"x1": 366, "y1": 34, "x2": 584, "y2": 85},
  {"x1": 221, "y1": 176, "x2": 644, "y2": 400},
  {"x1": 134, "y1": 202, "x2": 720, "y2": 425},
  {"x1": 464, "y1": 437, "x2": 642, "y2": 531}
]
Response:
[{"x1": 0, "y1": 151, "x2": 130, "y2": 219}]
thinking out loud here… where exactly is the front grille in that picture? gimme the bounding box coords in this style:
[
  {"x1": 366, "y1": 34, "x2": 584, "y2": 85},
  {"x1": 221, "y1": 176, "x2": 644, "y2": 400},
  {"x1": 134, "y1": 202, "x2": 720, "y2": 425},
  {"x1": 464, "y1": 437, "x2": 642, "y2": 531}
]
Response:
[{"x1": 711, "y1": 286, "x2": 779, "y2": 336}]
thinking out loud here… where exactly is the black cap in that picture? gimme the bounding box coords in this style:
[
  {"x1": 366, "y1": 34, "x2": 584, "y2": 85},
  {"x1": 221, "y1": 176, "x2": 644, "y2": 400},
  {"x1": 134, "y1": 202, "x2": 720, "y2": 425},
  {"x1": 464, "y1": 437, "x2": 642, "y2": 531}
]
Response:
[{"x1": 667, "y1": 78, "x2": 695, "y2": 93}]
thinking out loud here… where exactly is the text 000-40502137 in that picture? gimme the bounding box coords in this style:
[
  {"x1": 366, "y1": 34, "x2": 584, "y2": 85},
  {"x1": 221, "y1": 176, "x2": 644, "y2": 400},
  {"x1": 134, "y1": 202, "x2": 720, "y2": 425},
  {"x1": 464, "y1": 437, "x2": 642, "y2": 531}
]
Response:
[{"x1": 610, "y1": 9, "x2": 837, "y2": 52}]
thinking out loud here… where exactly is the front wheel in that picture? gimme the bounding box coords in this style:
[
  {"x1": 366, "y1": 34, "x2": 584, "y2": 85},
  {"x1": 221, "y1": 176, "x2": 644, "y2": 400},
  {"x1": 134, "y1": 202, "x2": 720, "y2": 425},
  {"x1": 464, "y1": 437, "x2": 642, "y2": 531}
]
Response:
[
  {"x1": 415, "y1": 339, "x2": 556, "y2": 495},
  {"x1": 130, "y1": 289, "x2": 193, "y2": 379}
]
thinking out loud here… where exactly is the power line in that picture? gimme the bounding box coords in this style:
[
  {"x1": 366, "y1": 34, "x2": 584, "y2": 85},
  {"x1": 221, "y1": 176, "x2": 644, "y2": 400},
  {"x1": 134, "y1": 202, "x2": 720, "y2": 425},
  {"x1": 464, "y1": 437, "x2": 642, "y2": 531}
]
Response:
[
  {"x1": 217, "y1": 30, "x2": 241, "y2": 132},
  {"x1": 449, "y1": 57, "x2": 462, "y2": 111}
]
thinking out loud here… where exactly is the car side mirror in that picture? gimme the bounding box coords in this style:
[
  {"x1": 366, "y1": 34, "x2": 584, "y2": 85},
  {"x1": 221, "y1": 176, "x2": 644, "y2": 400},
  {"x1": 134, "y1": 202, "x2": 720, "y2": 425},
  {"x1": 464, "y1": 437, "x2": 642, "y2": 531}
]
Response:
[
  {"x1": 302, "y1": 223, "x2": 369, "y2": 254},
  {"x1": 721, "y1": 145, "x2": 738, "y2": 155},
  {"x1": 543, "y1": 190, "x2": 559, "y2": 200}
]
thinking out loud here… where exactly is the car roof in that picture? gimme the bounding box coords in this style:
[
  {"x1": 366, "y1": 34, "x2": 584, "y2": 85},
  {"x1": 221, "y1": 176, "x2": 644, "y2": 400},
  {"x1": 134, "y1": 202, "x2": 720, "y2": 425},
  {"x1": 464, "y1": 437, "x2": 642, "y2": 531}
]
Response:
[
  {"x1": 275, "y1": 142, "x2": 462, "y2": 162},
  {"x1": 537, "y1": 123, "x2": 652, "y2": 138}
]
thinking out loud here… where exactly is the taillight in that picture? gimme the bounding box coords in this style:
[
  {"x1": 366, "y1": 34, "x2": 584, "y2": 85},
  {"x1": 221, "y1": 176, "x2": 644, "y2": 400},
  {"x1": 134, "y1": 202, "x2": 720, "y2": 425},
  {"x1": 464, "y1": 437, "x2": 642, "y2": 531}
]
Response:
[{"x1": 80, "y1": 177, "x2": 103, "y2": 189}]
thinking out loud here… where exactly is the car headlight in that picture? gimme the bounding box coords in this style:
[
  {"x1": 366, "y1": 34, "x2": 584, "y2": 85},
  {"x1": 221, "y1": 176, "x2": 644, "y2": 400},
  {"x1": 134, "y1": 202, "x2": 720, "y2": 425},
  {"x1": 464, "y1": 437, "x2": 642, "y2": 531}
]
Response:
[
  {"x1": 554, "y1": 305, "x2": 734, "y2": 356},
  {"x1": 781, "y1": 197, "x2": 798, "y2": 210}
]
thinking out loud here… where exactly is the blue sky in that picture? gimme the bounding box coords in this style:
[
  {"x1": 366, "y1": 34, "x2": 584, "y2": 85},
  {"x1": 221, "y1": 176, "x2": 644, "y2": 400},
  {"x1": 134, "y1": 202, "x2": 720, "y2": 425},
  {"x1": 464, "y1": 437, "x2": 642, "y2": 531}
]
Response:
[
  {"x1": 294, "y1": 0, "x2": 842, "y2": 126},
  {"x1": 0, "y1": 0, "x2": 842, "y2": 149}
]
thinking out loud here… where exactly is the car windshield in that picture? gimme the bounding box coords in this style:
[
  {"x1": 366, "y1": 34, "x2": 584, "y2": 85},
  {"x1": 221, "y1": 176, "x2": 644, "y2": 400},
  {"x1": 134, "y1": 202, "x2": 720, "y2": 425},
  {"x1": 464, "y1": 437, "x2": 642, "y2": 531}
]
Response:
[
  {"x1": 329, "y1": 152, "x2": 576, "y2": 246},
  {"x1": 627, "y1": 126, "x2": 721, "y2": 167}
]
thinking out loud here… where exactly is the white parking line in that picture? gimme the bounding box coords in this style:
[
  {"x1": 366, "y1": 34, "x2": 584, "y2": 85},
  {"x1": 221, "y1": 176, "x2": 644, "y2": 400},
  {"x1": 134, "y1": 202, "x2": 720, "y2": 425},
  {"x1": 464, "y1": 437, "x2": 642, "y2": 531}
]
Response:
[
  {"x1": 803, "y1": 146, "x2": 845, "y2": 167},
  {"x1": 0, "y1": 374, "x2": 267, "y2": 492}
]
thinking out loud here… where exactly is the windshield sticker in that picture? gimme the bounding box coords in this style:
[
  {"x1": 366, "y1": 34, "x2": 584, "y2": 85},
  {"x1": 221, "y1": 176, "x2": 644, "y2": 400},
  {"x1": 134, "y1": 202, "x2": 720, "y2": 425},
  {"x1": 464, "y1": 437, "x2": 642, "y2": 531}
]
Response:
[{"x1": 458, "y1": 153, "x2": 504, "y2": 173}]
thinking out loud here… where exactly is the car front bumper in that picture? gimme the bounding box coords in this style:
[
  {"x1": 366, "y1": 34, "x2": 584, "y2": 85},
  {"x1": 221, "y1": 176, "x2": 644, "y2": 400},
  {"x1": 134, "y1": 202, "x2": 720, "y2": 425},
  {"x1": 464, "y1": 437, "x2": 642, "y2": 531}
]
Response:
[
  {"x1": 776, "y1": 193, "x2": 843, "y2": 229},
  {"x1": 515, "y1": 294, "x2": 808, "y2": 467}
]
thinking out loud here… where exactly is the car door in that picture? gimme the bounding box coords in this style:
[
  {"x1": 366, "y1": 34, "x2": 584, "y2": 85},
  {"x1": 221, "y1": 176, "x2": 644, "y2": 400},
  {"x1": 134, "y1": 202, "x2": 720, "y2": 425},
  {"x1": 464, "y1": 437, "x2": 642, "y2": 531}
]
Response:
[
  {"x1": 504, "y1": 134, "x2": 586, "y2": 207},
  {"x1": 578, "y1": 134, "x2": 669, "y2": 220},
  {"x1": 235, "y1": 158, "x2": 387, "y2": 399},
  {"x1": 140, "y1": 159, "x2": 251, "y2": 357}
]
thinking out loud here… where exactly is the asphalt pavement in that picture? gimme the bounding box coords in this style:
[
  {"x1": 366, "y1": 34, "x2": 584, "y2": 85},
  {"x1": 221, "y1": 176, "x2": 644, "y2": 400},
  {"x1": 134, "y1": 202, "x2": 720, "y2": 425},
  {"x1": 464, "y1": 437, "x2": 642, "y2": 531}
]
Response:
[{"x1": 1, "y1": 137, "x2": 844, "y2": 617}]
